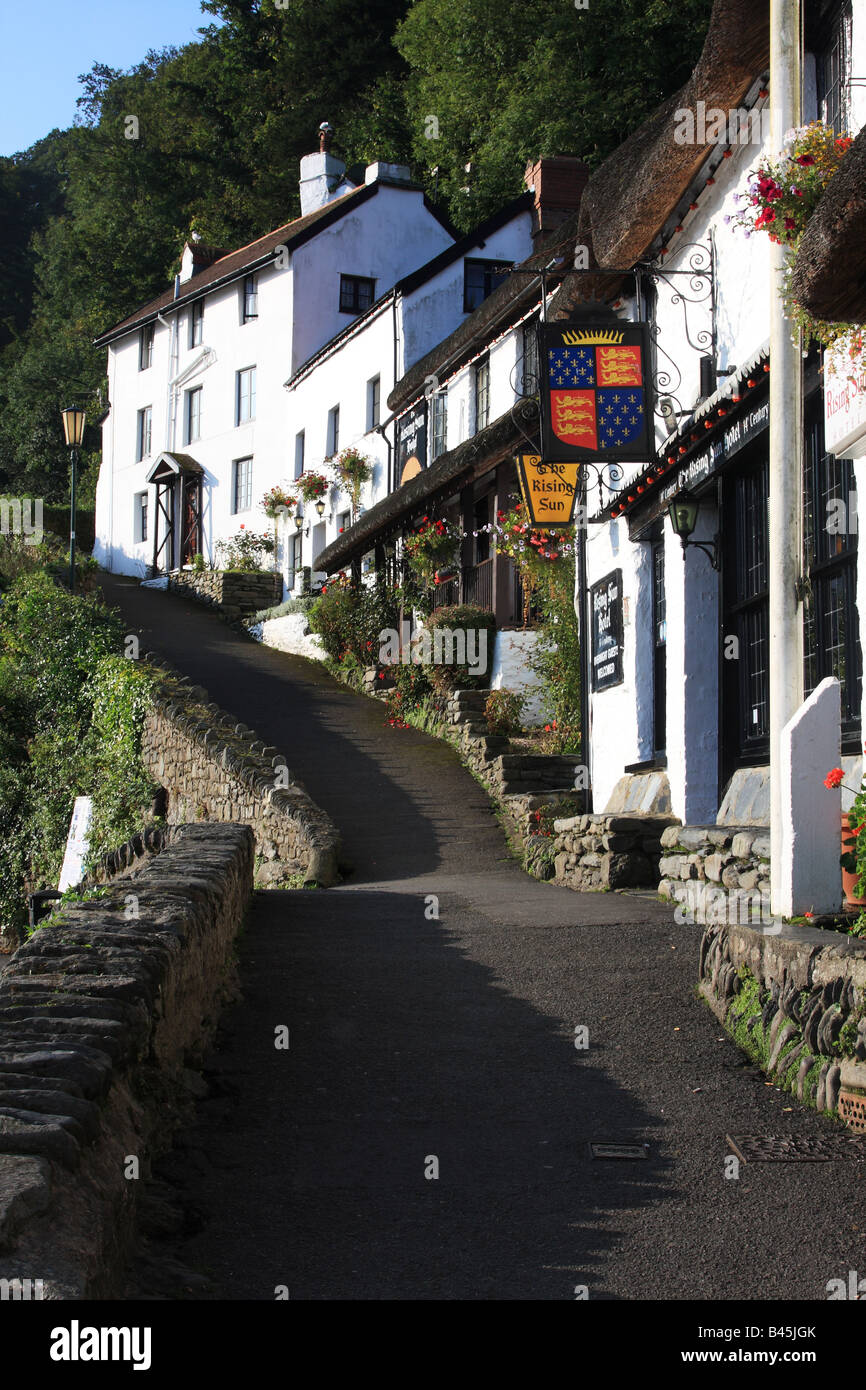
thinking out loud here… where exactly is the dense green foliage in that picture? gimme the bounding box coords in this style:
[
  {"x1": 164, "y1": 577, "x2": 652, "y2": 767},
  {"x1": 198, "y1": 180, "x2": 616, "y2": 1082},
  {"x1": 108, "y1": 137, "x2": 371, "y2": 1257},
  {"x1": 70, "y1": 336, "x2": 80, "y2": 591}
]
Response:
[
  {"x1": 308, "y1": 576, "x2": 401, "y2": 670},
  {"x1": 0, "y1": 0, "x2": 711, "y2": 501},
  {"x1": 529, "y1": 557, "x2": 582, "y2": 754},
  {"x1": 0, "y1": 569, "x2": 157, "y2": 943}
]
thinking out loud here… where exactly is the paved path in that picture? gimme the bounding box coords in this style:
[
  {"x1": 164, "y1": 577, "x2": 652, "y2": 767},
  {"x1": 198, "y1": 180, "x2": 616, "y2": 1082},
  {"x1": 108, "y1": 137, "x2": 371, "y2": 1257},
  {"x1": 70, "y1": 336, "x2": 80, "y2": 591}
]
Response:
[{"x1": 101, "y1": 576, "x2": 866, "y2": 1301}]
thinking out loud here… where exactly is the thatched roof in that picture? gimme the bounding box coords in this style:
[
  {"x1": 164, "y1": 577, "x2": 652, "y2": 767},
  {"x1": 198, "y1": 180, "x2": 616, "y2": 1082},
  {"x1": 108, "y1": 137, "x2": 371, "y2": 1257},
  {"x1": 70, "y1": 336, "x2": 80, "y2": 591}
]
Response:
[
  {"x1": 792, "y1": 124, "x2": 866, "y2": 325},
  {"x1": 314, "y1": 403, "x2": 538, "y2": 573},
  {"x1": 389, "y1": 0, "x2": 770, "y2": 411}
]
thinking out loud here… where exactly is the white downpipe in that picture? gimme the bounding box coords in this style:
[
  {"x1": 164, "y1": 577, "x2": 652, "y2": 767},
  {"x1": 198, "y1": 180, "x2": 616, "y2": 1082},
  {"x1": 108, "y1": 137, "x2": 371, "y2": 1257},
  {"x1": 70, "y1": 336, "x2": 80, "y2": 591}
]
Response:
[{"x1": 769, "y1": 0, "x2": 804, "y2": 916}]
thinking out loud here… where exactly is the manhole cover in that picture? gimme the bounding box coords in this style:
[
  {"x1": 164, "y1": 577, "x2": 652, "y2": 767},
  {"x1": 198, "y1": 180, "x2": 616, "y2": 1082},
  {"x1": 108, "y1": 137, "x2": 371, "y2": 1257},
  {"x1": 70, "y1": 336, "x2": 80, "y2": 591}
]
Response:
[
  {"x1": 726, "y1": 1133, "x2": 866, "y2": 1163},
  {"x1": 589, "y1": 1142, "x2": 649, "y2": 1160}
]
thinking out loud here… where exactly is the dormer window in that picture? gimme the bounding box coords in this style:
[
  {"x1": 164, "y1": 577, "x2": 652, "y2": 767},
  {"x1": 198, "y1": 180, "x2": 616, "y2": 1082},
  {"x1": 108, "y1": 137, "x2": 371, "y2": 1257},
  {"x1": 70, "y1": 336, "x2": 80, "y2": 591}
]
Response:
[
  {"x1": 340, "y1": 275, "x2": 375, "y2": 314},
  {"x1": 139, "y1": 323, "x2": 154, "y2": 371},
  {"x1": 464, "y1": 259, "x2": 512, "y2": 313},
  {"x1": 242, "y1": 275, "x2": 258, "y2": 323}
]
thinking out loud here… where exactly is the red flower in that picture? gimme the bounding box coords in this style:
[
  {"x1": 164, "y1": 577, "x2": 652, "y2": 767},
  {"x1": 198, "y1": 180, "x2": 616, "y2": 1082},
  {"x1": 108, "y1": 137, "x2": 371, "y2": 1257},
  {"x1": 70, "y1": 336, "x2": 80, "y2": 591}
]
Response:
[
  {"x1": 239, "y1": 522, "x2": 245, "y2": 530},
  {"x1": 824, "y1": 767, "x2": 844, "y2": 789},
  {"x1": 795, "y1": 154, "x2": 815, "y2": 166},
  {"x1": 378, "y1": 672, "x2": 385, "y2": 680}
]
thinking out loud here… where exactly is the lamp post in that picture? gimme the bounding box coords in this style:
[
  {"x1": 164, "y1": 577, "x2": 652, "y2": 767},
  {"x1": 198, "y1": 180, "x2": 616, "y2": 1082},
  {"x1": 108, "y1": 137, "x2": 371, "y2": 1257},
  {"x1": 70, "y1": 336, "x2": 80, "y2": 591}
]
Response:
[{"x1": 60, "y1": 406, "x2": 86, "y2": 593}]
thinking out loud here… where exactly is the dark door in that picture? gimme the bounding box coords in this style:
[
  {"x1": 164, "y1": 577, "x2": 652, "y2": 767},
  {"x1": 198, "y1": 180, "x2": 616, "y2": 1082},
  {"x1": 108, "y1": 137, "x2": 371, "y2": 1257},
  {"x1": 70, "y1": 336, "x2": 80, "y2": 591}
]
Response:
[{"x1": 720, "y1": 451, "x2": 770, "y2": 787}]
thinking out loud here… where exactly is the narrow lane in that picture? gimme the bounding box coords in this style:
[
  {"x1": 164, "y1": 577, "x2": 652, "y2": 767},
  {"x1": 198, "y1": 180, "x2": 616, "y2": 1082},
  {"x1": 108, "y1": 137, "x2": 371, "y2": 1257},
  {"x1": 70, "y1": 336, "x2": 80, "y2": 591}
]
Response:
[{"x1": 101, "y1": 577, "x2": 866, "y2": 1300}]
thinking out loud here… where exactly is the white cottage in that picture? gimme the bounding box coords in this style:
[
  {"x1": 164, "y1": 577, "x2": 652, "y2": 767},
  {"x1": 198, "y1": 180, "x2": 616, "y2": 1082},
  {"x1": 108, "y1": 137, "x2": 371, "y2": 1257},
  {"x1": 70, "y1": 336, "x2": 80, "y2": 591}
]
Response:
[{"x1": 93, "y1": 130, "x2": 457, "y2": 577}]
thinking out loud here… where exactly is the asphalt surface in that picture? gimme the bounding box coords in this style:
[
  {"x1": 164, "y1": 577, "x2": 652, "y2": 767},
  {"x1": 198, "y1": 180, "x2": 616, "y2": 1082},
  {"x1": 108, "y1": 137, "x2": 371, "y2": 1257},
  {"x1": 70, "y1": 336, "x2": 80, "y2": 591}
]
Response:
[{"x1": 100, "y1": 575, "x2": 866, "y2": 1301}]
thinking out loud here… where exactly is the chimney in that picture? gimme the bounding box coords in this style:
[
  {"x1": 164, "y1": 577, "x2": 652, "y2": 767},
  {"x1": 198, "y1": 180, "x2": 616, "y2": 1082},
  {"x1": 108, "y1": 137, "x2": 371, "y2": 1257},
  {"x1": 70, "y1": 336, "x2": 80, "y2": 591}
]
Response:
[
  {"x1": 524, "y1": 156, "x2": 590, "y2": 245},
  {"x1": 299, "y1": 121, "x2": 349, "y2": 216}
]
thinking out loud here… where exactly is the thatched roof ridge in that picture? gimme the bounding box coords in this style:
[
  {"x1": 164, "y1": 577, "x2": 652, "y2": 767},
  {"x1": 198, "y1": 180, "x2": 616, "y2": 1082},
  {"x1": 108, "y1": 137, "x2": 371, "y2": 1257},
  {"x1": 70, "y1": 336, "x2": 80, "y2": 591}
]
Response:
[{"x1": 791, "y1": 123, "x2": 866, "y2": 325}]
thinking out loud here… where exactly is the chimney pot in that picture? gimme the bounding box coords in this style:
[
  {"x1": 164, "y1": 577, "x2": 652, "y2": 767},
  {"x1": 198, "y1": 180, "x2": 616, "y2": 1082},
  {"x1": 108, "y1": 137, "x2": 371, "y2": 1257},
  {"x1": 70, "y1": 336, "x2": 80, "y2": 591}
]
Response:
[{"x1": 319, "y1": 121, "x2": 334, "y2": 153}]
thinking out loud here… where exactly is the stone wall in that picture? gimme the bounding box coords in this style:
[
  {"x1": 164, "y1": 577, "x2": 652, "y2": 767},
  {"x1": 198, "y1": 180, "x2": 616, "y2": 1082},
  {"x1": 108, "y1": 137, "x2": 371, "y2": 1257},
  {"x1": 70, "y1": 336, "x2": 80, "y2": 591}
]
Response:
[
  {"x1": 142, "y1": 664, "x2": 341, "y2": 887},
  {"x1": 550, "y1": 812, "x2": 678, "y2": 891},
  {"x1": 169, "y1": 570, "x2": 282, "y2": 623},
  {"x1": 700, "y1": 916, "x2": 866, "y2": 1123},
  {"x1": 658, "y1": 824, "x2": 772, "y2": 925},
  {"x1": 249, "y1": 610, "x2": 326, "y2": 662},
  {"x1": 0, "y1": 823, "x2": 254, "y2": 1297}
]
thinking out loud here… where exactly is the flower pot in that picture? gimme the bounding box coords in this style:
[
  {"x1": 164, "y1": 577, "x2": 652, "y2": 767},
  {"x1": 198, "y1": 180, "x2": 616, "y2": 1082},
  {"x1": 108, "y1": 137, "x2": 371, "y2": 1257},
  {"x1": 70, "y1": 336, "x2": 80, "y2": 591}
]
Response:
[{"x1": 842, "y1": 813, "x2": 866, "y2": 907}]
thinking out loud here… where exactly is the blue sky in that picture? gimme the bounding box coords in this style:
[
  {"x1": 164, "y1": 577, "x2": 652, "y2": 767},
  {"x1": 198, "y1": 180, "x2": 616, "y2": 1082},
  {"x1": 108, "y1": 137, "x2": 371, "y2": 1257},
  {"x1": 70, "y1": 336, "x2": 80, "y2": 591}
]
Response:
[{"x1": 1, "y1": 0, "x2": 218, "y2": 156}]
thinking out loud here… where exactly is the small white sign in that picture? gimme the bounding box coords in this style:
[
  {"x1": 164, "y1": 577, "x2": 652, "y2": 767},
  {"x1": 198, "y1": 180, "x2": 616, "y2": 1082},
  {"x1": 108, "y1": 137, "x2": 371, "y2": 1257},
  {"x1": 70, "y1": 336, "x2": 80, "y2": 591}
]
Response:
[
  {"x1": 824, "y1": 343, "x2": 866, "y2": 459},
  {"x1": 58, "y1": 796, "x2": 93, "y2": 892}
]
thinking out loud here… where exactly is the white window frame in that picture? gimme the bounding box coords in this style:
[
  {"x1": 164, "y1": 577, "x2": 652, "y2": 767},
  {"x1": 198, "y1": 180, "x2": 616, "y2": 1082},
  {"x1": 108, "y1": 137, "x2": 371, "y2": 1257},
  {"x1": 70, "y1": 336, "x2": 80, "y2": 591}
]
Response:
[
  {"x1": 327, "y1": 404, "x2": 340, "y2": 456},
  {"x1": 189, "y1": 300, "x2": 204, "y2": 349},
  {"x1": 134, "y1": 490, "x2": 149, "y2": 543},
  {"x1": 136, "y1": 405, "x2": 152, "y2": 461},
  {"x1": 185, "y1": 386, "x2": 202, "y2": 444},
  {"x1": 236, "y1": 367, "x2": 256, "y2": 425},
  {"x1": 232, "y1": 456, "x2": 253, "y2": 514},
  {"x1": 367, "y1": 375, "x2": 381, "y2": 431}
]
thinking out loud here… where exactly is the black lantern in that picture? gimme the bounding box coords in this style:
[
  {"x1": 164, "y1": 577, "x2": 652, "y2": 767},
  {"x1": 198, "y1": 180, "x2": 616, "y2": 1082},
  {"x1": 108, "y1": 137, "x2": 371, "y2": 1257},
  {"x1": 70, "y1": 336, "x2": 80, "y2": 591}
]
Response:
[
  {"x1": 315, "y1": 499, "x2": 326, "y2": 517},
  {"x1": 60, "y1": 405, "x2": 86, "y2": 593},
  {"x1": 294, "y1": 512, "x2": 303, "y2": 531},
  {"x1": 667, "y1": 488, "x2": 720, "y2": 569}
]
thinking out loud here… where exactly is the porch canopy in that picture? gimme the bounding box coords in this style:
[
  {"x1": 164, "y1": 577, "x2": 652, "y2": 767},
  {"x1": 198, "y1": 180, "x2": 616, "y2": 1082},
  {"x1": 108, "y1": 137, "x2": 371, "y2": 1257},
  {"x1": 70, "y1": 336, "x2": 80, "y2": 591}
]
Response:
[{"x1": 145, "y1": 451, "x2": 204, "y2": 574}]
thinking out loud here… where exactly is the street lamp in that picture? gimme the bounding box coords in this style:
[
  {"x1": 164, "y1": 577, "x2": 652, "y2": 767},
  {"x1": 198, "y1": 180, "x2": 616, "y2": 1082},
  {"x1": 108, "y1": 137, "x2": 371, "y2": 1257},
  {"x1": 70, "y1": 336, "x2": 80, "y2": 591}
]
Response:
[
  {"x1": 667, "y1": 488, "x2": 720, "y2": 570},
  {"x1": 60, "y1": 406, "x2": 86, "y2": 593},
  {"x1": 315, "y1": 498, "x2": 326, "y2": 518}
]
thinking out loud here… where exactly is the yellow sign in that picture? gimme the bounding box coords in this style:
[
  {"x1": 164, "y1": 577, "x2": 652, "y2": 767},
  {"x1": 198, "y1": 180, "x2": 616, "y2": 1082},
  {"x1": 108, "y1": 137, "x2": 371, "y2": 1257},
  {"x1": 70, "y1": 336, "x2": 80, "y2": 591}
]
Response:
[{"x1": 516, "y1": 454, "x2": 582, "y2": 528}]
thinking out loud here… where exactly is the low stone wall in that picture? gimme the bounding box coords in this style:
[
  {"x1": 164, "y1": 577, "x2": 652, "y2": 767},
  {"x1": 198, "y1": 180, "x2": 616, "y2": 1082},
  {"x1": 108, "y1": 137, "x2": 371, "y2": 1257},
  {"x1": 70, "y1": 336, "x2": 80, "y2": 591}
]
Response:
[
  {"x1": 658, "y1": 824, "x2": 771, "y2": 924},
  {"x1": 0, "y1": 823, "x2": 254, "y2": 1297},
  {"x1": 700, "y1": 917, "x2": 866, "y2": 1122},
  {"x1": 142, "y1": 664, "x2": 340, "y2": 887},
  {"x1": 169, "y1": 570, "x2": 282, "y2": 622},
  {"x1": 250, "y1": 611, "x2": 326, "y2": 662},
  {"x1": 550, "y1": 813, "x2": 678, "y2": 890}
]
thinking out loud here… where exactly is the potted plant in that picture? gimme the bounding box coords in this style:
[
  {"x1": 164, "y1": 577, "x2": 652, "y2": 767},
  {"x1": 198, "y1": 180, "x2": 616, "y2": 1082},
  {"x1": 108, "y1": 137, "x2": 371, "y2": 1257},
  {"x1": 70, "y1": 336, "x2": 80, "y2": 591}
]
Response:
[
  {"x1": 333, "y1": 447, "x2": 373, "y2": 520},
  {"x1": 261, "y1": 486, "x2": 296, "y2": 520},
  {"x1": 825, "y1": 765, "x2": 866, "y2": 907},
  {"x1": 297, "y1": 471, "x2": 330, "y2": 505}
]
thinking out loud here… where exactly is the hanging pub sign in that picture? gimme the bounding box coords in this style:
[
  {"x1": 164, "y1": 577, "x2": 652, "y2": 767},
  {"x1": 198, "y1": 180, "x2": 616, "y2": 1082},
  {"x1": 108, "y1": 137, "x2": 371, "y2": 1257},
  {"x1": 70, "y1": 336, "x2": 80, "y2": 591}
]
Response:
[
  {"x1": 590, "y1": 569, "x2": 624, "y2": 692},
  {"x1": 540, "y1": 319, "x2": 653, "y2": 464},
  {"x1": 515, "y1": 454, "x2": 582, "y2": 528},
  {"x1": 397, "y1": 402, "x2": 428, "y2": 485}
]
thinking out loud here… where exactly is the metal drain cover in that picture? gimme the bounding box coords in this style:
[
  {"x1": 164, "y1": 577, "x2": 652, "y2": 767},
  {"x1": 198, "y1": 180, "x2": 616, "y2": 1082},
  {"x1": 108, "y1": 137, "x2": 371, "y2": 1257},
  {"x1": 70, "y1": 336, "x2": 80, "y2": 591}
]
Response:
[
  {"x1": 589, "y1": 1142, "x2": 649, "y2": 1160},
  {"x1": 726, "y1": 1133, "x2": 866, "y2": 1163}
]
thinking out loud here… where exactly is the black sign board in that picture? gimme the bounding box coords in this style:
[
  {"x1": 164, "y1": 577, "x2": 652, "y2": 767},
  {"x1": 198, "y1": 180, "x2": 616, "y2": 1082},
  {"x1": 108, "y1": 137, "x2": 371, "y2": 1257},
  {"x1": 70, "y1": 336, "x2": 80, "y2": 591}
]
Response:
[
  {"x1": 590, "y1": 569, "x2": 624, "y2": 692},
  {"x1": 540, "y1": 319, "x2": 653, "y2": 464},
  {"x1": 396, "y1": 402, "x2": 428, "y2": 486}
]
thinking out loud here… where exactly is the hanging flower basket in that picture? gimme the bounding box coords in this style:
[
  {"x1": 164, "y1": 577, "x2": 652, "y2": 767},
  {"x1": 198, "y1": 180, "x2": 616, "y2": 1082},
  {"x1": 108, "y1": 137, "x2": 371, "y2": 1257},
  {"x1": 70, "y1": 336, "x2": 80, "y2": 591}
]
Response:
[
  {"x1": 297, "y1": 471, "x2": 330, "y2": 504},
  {"x1": 403, "y1": 515, "x2": 462, "y2": 583},
  {"x1": 261, "y1": 486, "x2": 297, "y2": 520},
  {"x1": 333, "y1": 447, "x2": 373, "y2": 518}
]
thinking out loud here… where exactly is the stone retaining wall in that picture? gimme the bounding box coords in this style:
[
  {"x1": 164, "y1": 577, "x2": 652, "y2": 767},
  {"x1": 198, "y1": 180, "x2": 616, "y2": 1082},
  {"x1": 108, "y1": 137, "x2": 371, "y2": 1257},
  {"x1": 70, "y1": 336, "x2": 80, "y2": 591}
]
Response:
[
  {"x1": 169, "y1": 570, "x2": 282, "y2": 623},
  {"x1": 0, "y1": 823, "x2": 254, "y2": 1297},
  {"x1": 142, "y1": 665, "x2": 340, "y2": 887},
  {"x1": 700, "y1": 917, "x2": 866, "y2": 1121},
  {"x1": 550, "y1": 812, "x2": 678, "y2": 891},
  {"x1": 658, "y1": 824, "x2": 772, "y2": 924}
]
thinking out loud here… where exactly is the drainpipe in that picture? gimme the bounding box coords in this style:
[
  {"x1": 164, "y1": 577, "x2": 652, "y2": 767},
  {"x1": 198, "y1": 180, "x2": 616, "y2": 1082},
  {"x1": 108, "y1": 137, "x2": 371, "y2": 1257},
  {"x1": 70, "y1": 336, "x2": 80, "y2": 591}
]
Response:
[{"x1": 768, "y1": 0, "x2": 803, "y2": 916}]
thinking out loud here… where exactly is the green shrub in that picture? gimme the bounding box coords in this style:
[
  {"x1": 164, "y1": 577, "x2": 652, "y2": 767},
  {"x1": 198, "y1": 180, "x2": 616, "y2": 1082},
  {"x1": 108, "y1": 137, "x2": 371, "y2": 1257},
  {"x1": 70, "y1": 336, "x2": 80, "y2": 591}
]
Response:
[
  {"x1": 424, "y1": 604, "x2": 496, "y2": 692},
  {"x1": 0, "y1": 572, "x2": 157, "y2": 944},
  {"x1": 484, "y1": 688, "x2": 525, "y2": 736},
  {"x1": 251, "y1": 594, "x2": 318, "y2": 624},
  {"x1": 308, "y1": 576, "x2": 400, "y2": 666}
]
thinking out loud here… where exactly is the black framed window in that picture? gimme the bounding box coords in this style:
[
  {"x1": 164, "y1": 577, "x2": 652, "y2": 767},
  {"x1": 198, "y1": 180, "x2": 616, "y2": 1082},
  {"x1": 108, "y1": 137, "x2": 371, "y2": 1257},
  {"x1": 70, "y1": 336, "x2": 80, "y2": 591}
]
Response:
[
  {"x1": 475, "y1": 355, "x2": 490, "y2": 432},
  {"x1": 242, "y1": 275, "x2": 258, "y2": 323},
  {"x1": 340, "y1": 275, "x2": 375, "y2": 314},
  {"x1": 464, "y1": 259, "x2": 512, "y2": 313},
  {"x1": 816, "y1": 1, "x2": 852, "y2": 135},
  {"x1": 139, "y1": 324, "x2": 154, "y2": 371},
  {"x1": 189, "y1": 300, "x2": 204, "y2": 349},
  {"x1": 294, "y1": 430, "x2": 305, "y2": 480},
  {"x1": 136, "y1": 406, "x2": 152, "y2": 461},
  {"x1": 432, "y1": 391, "x2": 448, "y2": 460},
  {"x1": 803, "y1": 390, "x2": 861, "y2": 749},
  {"x1": 721, "y1": 454, "x2": 770, "y2": 771},
  {"x1": 135, "y1": 492, "x2": 148, "y2": 543},
  {"x1": 185, "y1": 386, "x2": 201, "y2": 444},
  {"x1": 232, "y1": 457, "x2": 253, "y2": 514},
  {"x1": 327, "y1": 404, "x2": 340, "y2": 455},
  {"x1": 236, "y1": 367, "x2": 256, "y2": 424},
  {"x1": 653, "y1": 539, "x2": 667, "y2": 755},
  {"x1": 367, "y1": 375, "x2": 380, "y2": 430}
]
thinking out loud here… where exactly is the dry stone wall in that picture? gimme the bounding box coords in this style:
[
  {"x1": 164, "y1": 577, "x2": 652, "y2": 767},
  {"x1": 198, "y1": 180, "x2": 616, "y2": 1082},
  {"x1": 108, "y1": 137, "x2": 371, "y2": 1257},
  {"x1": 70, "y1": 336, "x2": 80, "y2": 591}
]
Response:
[
  {"x1": 141, "y1": 665, "x2": 340, "y2": 887},
  {"x1": 169, "y1": 570, "x2": 281, "y2": 623},
  {"x1": 0, "y1": 823, "x2": 253, "y2": 1297}
]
